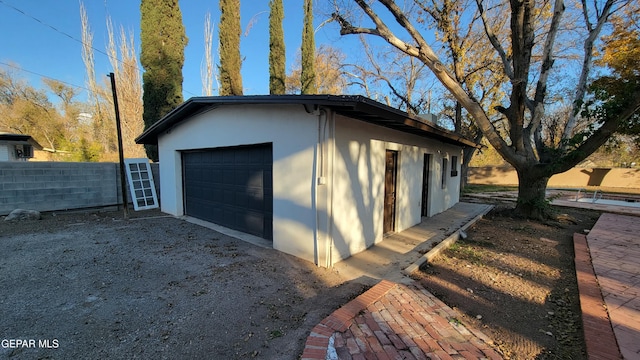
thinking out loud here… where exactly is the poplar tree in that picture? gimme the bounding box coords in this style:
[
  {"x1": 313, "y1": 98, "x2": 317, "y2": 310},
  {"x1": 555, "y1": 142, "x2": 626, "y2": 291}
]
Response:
[
  {"x1": 219, "y1": 0, "x2": 243, "y2": 96},
  {"x1": 140, "y1": 0, "x2": 187, "y2": 161},
  {"x1": 269, "y1": 0, "x2": 286, "y2": 95},
  {"x1": 300, "y1": 0, "x2": 316, "y2": 94}
]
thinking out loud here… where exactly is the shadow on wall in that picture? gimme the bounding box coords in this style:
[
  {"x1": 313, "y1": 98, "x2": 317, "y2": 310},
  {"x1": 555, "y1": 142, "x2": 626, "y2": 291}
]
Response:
[
  {"x1": 331, "y1": 139, "x2": 379, "y2": 261},
  {"x1": 580, "y1": 168, "x2": 611, "y2": 186},
  {"x1": 468, "y1": 166, "x2": 519, "y2": 185},
  {"x1": 469, "y1": 166, "x2": 640, "y2": 189}
]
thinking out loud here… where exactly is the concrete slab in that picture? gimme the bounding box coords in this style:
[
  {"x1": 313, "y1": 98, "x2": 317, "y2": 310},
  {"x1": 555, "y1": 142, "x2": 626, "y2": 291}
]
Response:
[
  {"x1": 182, "y1": 215, "x2": 273, "y2": 249},
  {"x1": 332, "y1": 202, "x2": 493, "y2": 285}
]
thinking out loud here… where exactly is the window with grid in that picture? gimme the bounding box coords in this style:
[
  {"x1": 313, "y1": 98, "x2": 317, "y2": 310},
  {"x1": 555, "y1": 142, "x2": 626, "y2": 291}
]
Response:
[{"x1": 124, "y1": 158, "x2": 159, "y2": 211}]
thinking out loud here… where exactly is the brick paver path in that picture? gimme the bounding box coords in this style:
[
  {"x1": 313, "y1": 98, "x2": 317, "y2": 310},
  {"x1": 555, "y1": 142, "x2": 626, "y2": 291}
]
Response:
[
  {"x1": 574, "y1": 233, "x2": 623, "y2": 360},
  {"x1": 585, "y1": 213, "x2": 640, "y2": 360},
  {"x1": 302, "y1": 280, "x2": 502, "y2": 360}
]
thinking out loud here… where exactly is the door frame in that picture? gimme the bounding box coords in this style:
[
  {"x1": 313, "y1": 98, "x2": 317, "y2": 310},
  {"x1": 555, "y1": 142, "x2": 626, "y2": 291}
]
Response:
[
  {"x1": 421, "y1": 153, "x2": 431, "y2": 217},
  {"x1": 383, "y1": 150, "x2": 398, "y2": 234}
]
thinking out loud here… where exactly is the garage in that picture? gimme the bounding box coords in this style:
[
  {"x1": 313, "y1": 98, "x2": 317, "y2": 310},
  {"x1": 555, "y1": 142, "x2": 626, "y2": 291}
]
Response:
[
  {"x1": 137, "y1": 95, "x2": 476, "y2": 266},
  {"x1": 182, "y1": 143, "x2": 273, "y2": 240}
]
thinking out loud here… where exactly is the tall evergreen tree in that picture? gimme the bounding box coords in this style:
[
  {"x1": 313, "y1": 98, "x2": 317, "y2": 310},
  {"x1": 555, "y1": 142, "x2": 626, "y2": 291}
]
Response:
[
  {"x1": 219, "y1": 0, "x2": 243, "y2": 96},
  {"x1": 300, "y1": 0, "x2": 316, "y2": 94},
  {"x1": 140, "y1": 0, "x2": 187, "y2": 161},
  {"x1": 269, "y1": 0, "x2": 285, "y2": 94}
]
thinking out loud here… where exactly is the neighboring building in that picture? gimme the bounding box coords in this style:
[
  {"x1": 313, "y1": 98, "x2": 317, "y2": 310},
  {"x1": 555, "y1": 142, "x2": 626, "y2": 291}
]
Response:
[
  {"x1": 136, "y1": 95, "x2": 477, "y2": 267},
  {"x1": 0, "y1": 133, "x2": 42, "y2": 162}
]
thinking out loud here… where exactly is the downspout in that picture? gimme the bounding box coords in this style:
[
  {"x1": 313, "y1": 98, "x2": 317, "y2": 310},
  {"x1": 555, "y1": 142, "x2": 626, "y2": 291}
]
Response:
[
  {"x1": 315, "y1": 108, "x2": 327, "y2": 266},
  {"x1": 327, "y1": 110, "x2": 335, "y2": 267},
  {"x1": 314, "y1": 108, "x2": 335, "y2": 268}
]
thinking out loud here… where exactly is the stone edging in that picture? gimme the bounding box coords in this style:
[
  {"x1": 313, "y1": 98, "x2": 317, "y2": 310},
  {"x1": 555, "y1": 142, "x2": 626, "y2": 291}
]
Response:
[{"x1": 403, "y1": 204, "x2": 494, "y2": 276}]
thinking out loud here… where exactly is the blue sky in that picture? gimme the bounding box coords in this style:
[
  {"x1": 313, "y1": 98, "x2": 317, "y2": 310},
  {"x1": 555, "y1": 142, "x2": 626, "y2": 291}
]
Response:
[{"x1": 0, "y1": 0, "x2": 355, "y2": 101}]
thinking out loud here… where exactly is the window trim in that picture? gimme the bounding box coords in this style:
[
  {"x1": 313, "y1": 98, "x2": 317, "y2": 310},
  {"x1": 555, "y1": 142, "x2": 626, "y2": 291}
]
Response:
[
  {"x1": 451, "y1": 155, "x2": 459, "y2": 177},
  {"x1": 441, "y1": 157, "x2": 448, "y2": 189}
]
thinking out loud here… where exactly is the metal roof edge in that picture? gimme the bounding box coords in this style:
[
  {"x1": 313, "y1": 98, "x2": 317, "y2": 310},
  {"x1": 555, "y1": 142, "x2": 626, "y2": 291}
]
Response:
[
  {"x1": 135, "y1": 95, "x2": 479, "y2": 148},
  {"x1": 0, "y1": 133, "x2": 43, "y2": 149}
]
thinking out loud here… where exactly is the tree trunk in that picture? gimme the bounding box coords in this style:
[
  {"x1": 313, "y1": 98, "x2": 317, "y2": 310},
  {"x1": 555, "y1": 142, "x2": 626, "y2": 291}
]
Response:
[
  {"x1": 514, "y1": 169, "x2": 550, "y2": 219},
  {"x1": 460, "y1": 146, "x2": 477, "y2": 190}
]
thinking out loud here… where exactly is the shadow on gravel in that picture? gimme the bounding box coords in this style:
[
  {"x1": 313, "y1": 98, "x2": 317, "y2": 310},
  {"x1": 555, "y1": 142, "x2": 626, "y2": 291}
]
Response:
[
  {"x1": 412, "y1": 207, "x2": 599, "y2": 359},
  {"x1": 0, "y1": 209, "x2": 367, "y2": 359}
]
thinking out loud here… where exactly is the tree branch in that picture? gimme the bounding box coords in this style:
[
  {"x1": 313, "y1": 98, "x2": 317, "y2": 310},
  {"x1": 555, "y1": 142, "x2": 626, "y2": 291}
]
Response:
[
  {"x1": 554, "y1": 89, "x2": 640, "y2": 174},
  {"x1": 529, "y1": 0, "x2": 565, "y2": 140},
  {"x1": 475, "y1": 0, "x2": 514, "y2": 79},
  {"x1": 333, "y1": 0, "x2": 523, "y2": 166},
  {"x1": 562, "y1": 0, "x2": 615, "y2": 141}
]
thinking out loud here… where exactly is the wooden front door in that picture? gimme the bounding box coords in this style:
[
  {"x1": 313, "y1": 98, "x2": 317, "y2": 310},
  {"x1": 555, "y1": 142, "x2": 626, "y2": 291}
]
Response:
[
  {"x1": 384, "y1": 150, "x2": 398, "y2": 234},
  {"x1": 421, "y1": 154, "x2": 431, "y2": 217}
]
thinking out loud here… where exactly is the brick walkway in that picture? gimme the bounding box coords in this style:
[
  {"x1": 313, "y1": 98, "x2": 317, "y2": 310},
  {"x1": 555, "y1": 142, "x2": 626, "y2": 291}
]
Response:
[
  {"x1": 302, "y1": 280, "x2": 502, "y2": 360},
  {"x1": 302, "y1": 202, "x2": 640, "y2": 359},
  {"x1": 574, "y1": 233, "x2": 622, "y2": 360},
  {"x1": 578, "y1": 213, "x2": 640, "y2": 360}
]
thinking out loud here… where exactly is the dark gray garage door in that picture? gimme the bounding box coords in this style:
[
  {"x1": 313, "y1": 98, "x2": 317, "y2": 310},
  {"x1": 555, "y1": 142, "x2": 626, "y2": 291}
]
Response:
[{"x1": 182, "y1": 144, "x2": 273, "y2": 240}]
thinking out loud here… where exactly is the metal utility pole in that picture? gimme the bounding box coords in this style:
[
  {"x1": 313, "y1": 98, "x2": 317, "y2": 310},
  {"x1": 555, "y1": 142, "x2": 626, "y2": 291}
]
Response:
[{"x1": 108, "y1": 72, "x2": 129, "y2": 219}]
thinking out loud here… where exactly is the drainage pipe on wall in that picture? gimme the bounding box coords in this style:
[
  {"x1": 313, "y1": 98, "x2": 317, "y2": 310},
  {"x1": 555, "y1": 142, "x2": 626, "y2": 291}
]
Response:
[
  {"x1": 327, "y1": 110, "x2": 335, "y2": 268},
  {"x1": 314, "y1": 108, "x2": 335, "y2": 268},
  {"x1": 314, "y1": 108, "x2": 327, "y2": 267}
]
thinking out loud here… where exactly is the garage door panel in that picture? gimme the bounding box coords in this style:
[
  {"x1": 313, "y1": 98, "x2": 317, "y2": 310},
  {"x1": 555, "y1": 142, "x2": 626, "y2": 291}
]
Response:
[
  {"x1": 247, "y1": 171, "x2": 263, "y2": 188},
  {"x1": 235, "y1": 191, "x2": 249, "y2": 208},
  {"x1": 183, "y1": 144, "x2": 273, "y2": 240},
  {"x1": 245, "y1": 189, "x2": 263, "y2": 210},
  {"x1": 264, "y1": 169, "x2": 273, "y2": 188},
  {"x1": 241, "y1": 211, "x2": 264, "y2": 237}
]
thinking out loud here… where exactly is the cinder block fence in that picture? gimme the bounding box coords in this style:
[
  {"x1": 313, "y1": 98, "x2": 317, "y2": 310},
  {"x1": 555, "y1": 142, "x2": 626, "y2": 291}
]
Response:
[{"x1": 0, "y1": 162, "x2": 160, "y2": 216}]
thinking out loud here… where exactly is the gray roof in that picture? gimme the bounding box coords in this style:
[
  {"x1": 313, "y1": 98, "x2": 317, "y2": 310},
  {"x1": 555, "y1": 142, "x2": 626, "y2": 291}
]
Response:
[
  {"x1": 135, "y1": 95, "x2": 479, "y2": 148},
  {"x1": 0, "y1": 133, "x2": 43, "y2": 149}
]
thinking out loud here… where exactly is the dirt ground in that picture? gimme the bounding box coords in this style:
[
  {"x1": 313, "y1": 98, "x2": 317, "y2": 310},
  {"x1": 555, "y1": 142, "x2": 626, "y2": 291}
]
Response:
[
  {"x1": 412, "y1": 205, "x2": 601, "y2": 359},
  {"x1": 0, "y1": 209, "x2": 367, "y2": 360},
  {"x1": 1, "y1": 203, "x2": 604, "y2": 360}
]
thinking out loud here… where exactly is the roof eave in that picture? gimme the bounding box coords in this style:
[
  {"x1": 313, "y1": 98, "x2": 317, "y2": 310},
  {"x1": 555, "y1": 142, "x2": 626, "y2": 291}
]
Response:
[{"x1": 135, "y1": 95, "x2": 480, "y2": 149}]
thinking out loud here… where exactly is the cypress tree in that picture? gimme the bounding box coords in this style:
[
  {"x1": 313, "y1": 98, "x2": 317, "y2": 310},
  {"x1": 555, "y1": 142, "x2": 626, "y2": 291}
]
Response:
[
  {"x1": 301, "y1": 0, "x2": 316, "y2": 94},
  {"x1": 140, "y1": 0, "x2": 187, "y2": 162},
  {"x1": 219, "y1": 0, "x2": 243, "y2": 96},
  {"x1": 269, "y1": 0, "x2": 285, "y2": 95}
]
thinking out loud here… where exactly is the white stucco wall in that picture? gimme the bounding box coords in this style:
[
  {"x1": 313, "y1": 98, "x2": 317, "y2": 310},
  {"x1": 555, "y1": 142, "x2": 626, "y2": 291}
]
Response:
[
  {"x1": 155, "y1": 104, "x2": 463, "y2": 266},
  {"x1": 156, "y1": 104, "x2": 320, "y2": 263},
  {"x1": 330, "y1": 114, "x2": 462, "y2": 263}
]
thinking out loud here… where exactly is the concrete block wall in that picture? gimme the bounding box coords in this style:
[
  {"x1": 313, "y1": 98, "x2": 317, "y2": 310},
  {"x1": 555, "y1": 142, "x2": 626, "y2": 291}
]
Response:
[{"x1": 0, "y1": 162, "x2": 160, "y2": 215}]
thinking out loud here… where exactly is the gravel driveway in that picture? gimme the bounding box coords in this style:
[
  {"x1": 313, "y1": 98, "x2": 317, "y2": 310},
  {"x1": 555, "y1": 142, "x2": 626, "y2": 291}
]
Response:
[{"x1": 0, "y1": 210, "x2": 366, "y2": 359}]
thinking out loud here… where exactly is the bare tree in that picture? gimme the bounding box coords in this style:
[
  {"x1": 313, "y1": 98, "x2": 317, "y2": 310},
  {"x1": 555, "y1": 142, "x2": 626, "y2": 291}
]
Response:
[
  {"x1": 80, "y1": 2, "x2": 99, "y2": 110},
  {"x1": 0, "y1": 68, "x2": 66, "y2": 153},
  {"x1": 201, "y1": 11, "x2": 215, "y2": 96},
  {"x1": 106, "y1": 17, "x2": 146, "y2": 158},
  {"x1": 339, "y1": 0, "x2": 506, "y2": 188},
  {"x1": 333, "y1": 0, "x2": 638, "y2": 218},
  {"x1": 80, "y1": 1, "x2": 144, "y2": 160},
  {"x1": 345, "y1": 36, "x2": 436, "y2": 114},
  {"x1": 286, "y1": 45, "x2": 349, "y2": 94},
  {"x1": 80, "y1": 1, "x2": 117, "y2": 158}
]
